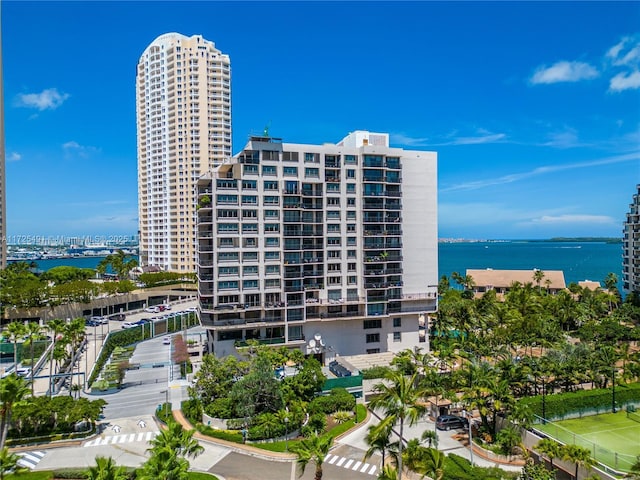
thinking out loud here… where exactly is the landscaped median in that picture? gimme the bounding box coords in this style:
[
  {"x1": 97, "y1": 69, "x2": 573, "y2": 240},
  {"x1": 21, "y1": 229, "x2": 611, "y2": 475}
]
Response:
[{"x1": 163, "y1": 401, "x2": 368, "y2": 458}]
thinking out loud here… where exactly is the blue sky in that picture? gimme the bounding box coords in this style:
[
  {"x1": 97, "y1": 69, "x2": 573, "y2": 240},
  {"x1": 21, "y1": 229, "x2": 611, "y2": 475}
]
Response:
[{"x1": 3, "y1": 1, "x2": 640, "y2": 241}]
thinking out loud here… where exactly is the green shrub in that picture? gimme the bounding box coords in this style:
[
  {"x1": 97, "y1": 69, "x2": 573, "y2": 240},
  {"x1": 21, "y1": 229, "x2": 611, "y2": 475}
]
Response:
[
  {"x1": 182, "y1": 398, "x2": 202, "y2": 425},
  {"x1": 518, "y1": 382, "x2": 640, "y2": 419},
  {"x1": 308, "y1": 388, "x2": 355, "y2": 414},
  {"x1": 205, "y1": 397, "x2": 234, "y2": 419},
  {"x1": 361, "y1": 365, "x2": 392, "y2": 379},
  {"x1": 196, "y1": 423, "x2": 243, "y2": 443},
  {"x1": 49, "y1": 469, "x2": 88, "y2": 479}
]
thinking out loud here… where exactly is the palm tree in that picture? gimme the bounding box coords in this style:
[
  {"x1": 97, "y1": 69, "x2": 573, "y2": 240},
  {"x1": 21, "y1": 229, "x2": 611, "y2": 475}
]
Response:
[
  {"x1": 292, "y1": 432, "x2": 333, "y2": 480},
  {"x1": 46, "y1": 318, "x2": 66, "y2": 398},
  {"x1": 562, "y1": 444, "x2": 595, "y2": 480},
  {"x1": 533, "y1": 269, "x2": 545, "y2": 292},
  {"x1": 0, "y1": 373, "x2": 31, "y2": 449},
  {"x1": 148, "y1": 421, "x2": 203, "y2": 460},
  {"x1": 87, "y1": 456, "x2": 128, "y2": 480},
  {"x1": 421, "y1": 429, "x2": 439, "y2": 449},
  {"x1": 0, "y1": 446, "x2": 26, "y2": 480},
  {"x1": 5, "y1": 322, "x2": 25, "y2": 369},
  {"x1": 369, "y1": 370, "x2": 427, "y2": 479},
  {"x1": 23, "y1": 322, "x2": 43, "y2": 395},
  {"x1": 421, "y1": 447, "x2": 446, "y2": 480},
  {"x1": 364, "y1": 423, "x2": 399, "y2": 469},
  {"x1": 139, "y1": 447, "x2": 189, "y2": 480},
  {"x1": 377, "y1": 465, "x2": 398, "y2": 480}
]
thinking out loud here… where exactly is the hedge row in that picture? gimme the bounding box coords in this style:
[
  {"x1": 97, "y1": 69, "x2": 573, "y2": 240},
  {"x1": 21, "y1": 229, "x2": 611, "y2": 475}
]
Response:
[
  {"x1": 88, "y1": 313, "x2": 197, "y2": 386},
  {"x1": 518, "y1": 382, "x2": 640, "y2": 419}
]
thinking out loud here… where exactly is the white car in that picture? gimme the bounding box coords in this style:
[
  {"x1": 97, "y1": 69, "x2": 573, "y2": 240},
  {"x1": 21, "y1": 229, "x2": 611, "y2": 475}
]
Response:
[
  {"x1": 145, "y1": 307, "x2": 160, "y2": 313},
  {"x1": 163, "y1": 336, "x2": 171, "y2": 345}
]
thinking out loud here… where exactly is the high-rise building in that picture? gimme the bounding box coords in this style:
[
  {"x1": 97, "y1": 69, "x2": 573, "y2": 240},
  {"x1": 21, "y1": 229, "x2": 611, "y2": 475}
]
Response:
[
  {"x1": 136, "y1": 33, "x2": 231, "y2": 272},
  {"x1": 623, "y1": 184, "x2": 640, "y2": 295},
  {"x1": 196, "y1": 131, "x2": 438, "y2": 359}
]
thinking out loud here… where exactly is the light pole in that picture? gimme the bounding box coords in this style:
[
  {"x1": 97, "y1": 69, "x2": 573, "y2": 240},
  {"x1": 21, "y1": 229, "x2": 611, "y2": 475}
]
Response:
[
  {"x1": 284, "y1": 416, "x2": 289, "y2": 452},
  {"x1": 463, "y1": 409, "x2": 474, "y2": 466}
]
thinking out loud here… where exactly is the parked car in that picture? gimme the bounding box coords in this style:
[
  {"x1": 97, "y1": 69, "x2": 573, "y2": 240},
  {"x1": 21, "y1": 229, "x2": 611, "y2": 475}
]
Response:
[
  {"x1": 108, "y1": 313, "x2": 126, "y2": 321},
  {"x1": 436, "y1": 415, "x2": 469, "y2": 431},
  {"x1": 163, "y1": 336, "x2": 171, "y2": 345},
  {"x1": 122, "y1": 321, "x2": 139, "y2": 329},
  {"x1": 91, "y1": 316, "x2": 109, "y2": 325},
  {"x1": 144, "y1": 307, "x2": 160, "y2": 313},
  {"x1": 85, "y1": 319, "x2": 100, "y2": 327}
]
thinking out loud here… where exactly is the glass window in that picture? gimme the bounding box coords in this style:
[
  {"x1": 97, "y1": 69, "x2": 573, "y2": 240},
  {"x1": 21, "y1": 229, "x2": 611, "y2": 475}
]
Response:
[
  {"x1": 393, "y1": 332, "x2": 402, "y2": 342},
  {"x1": 243, "y1": 265, "x2": 259, "y2": 275},
  {"x1": 242, "y1": 179, "x2": 257, "y2": 189},
  {"x1": 304, "y1": 152, "x2": 319, "y2": 163},
  {"x1": 265, "y1": 251, "x2": 280, "y2": 260},
  {"x1": 305, "y1": 167, "x2": 319, "y2": 178},
  {"x1": 327, "y1": 211, "x2": 341, "y2": 220},
  {"x1": 243, "y1": 251, "x2": 258, "y2": 261},
  {"x1": 243, "y1": 280, "x2": 259, "y2": 289},
  {"x1": 218, "y1": 281, "x2": 238, "y2": 290},
  {"x1": 347, "y1": 211, "x2": 356, "y2": 219},
  {"x1": 242, "y1": 223, "x2": 258, "y2": 233},
  {"x1": 264, "y1": 196, "x2": 280, "y2": 205},
  {"x1": 327, "y1": 224, "x2": 340, "y2": 233},
  {"x1": 265, "y1": 237, "x2": 280, "y2": 247},
  {"x1": 348, "y1": 276, "x2": 357, "y2": 285},
  {"x1": 266, "y1": 265, "x2": 280, "y2": 274},
  {"x1": 263, "y1": 180, "x2": 279, "y2": 191},
  {"x1": 347, "y1": 237, "x2": 357, "y2": 246},
  {"x1": 366, "y1": 333, "x2": 381, "y2": 343},
  {"x1": 347, "y1": 169, "x2": 356, "y2": 179},
  {"x1": 218, "y1": 266, "x2": 239, "y2": 276},
  {"x1": 242, "y1": 209, "x2": 257, "y2": 218},
  {"x1": 243, "y1": 238, "x2": 257, "y2": 247},
  {"x1": 344, "y1": 154, "x2": 357, "y2": 165},
  {"x1": 264, "y1": 209, "x2": 279, "y2": 219},
  {"x1": 217, "y1": 223, "x2": 238, "y2": 233},
  {"x1": 241, "y1": 195, "x2": 258, "y2": 205},
  {"x1": 216, "y1": 194, "x2": 238, "y2": 205},
  {"x1": 262, "y1": 165, "x2": 277, "y2": 176},
  {"x1": 327, "y1": 197, "x2": 340, "y2": 206},
  {"x1": 265, "y1": 279, "x2": 281, "y2": 288},
  {"x1": 327, "y1": 237, "x2": 341, "y2": 246},
  {"x1": 218, "y1": 252, "x2": 239, "y2": 262},
  {"x1": 347, "y1": 250, "x2": 357, "y2": 258},
  {"x1": 264, "y1": 223, "x2": 280, "y2": 232},
  {"x1": 283, "y1": 166, "x2": 298, "y2": 176},
  {"x1": 364, "y1": 319, "x2": 382, "y2": 329},
  {"x1": 347, "y1": 198, "x2": 356, "y2": 206},
  {"x1": 393, "y1": 317, "x2": 402, "y2": 327},
  {"x1": 346, "y1": 183, "x2": 356, "y2": 193}
]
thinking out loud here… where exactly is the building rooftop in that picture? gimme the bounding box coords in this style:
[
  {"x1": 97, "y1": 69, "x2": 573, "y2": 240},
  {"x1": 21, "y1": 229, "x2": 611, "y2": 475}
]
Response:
[{"x1": 467, "y1": 268, "x2": 566, "y2": 290}]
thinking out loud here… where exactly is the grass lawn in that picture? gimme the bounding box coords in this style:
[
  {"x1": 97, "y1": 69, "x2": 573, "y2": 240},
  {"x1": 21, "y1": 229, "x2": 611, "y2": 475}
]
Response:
[{"x1": 536, "y1": 410, "x2": 640, "y2": 472}]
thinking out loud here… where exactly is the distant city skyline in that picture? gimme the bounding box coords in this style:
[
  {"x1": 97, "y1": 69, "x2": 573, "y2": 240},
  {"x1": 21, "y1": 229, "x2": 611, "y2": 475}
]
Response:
[{"x1": 3, "y1": 1, "x2": 640, "y2": 240}]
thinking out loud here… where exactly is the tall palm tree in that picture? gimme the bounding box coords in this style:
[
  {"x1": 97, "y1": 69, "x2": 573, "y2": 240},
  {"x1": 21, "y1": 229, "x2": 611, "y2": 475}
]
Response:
[
  {"x1": 533, "y1": 269, "x2": 545, "y2": 292},
  {"x1": 46, "y1": 318, "x2": 66, "y2": 398},
  {"x1": 562, "y1": 444, "x2": 595, "y2": 480},
  {"x1": 87, "y1": 456, "x2": 128, "y2": 480},
  {"x1": 369, "y1": 370, "x2": 427, "y2": 479},
  {"x1": 536, "y1": 438, "x2": 562, "y2": 470},
  {"x1": 139, "y1": 447, "x2": 189, "y2": 480},
  {"x1": 5, "y1": 322, "x2": 25, "y2": 369},
  {"x1": 0, "y1": 373, "x2": 31, "y2": 449},
  {"x1": 292, "y1": 432, "x2": 333, "y2": 480},
  {"x1": 364, "y1": 423, "x2": 399, "y2": 469},
  {"x1": 23, "y1": 322, "x2": 43, "y2": 395}
]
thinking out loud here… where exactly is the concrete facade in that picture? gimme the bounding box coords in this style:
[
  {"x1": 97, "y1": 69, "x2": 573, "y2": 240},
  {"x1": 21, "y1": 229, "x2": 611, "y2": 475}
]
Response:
[
  {"x1": 196, "y1": 131, "x2": 438, "y2": 360},
  {"x1": 623, "y1": 184, "x2": 640, "y2": 295},
  {"x1": 136, "y1": 33, "x2": 231, "y2": 273}
]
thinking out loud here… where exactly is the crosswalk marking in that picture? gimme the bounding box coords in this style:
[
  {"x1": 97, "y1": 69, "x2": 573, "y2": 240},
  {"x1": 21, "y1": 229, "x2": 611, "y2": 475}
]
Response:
[
  {"x1": 17, "y1": 451, "x2": 46, "y2": 469},
  {"x1": 84, "y1": 431, "x2": 159, "y2": 447},
  {"x1": 323, "y1": 454, "x2": 376, "y2": 476}
]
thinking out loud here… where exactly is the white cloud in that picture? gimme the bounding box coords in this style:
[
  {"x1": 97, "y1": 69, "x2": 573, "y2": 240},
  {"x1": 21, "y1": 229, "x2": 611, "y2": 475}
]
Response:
[
  {"x1": 530, "y1": 214, "x2": 616, "y2": 225},
  {"x1": 609, "y1": 70, "x2": 640, "y2": 92},
  {"x1": 8, "y1": 152, "x2": 21, "y2": 162},
  {"x1": 541, "y1": 128, "x2": 583, "y2": 148},
  {"x1": 62, "y1": 141, "x2": 99, "y2": 159},
  {"x1": 606, "y1": 35, "x2": 640, "y2": 67},
  {"x1": 530, "y1": 61, "x2": 599, "y2": 84},
  {"x1": 15, "y1": 88, "x2": 70, "y2": 111},
  {"x1": 441, "y1": 152, "x2": 640, "y2": 193},
  {"x1": 389, "y1": 133, "x2": 431, "y2": 147}
]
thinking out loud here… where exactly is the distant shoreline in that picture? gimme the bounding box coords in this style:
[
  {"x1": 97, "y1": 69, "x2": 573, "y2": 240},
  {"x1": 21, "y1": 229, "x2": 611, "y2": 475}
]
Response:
[{"x1": 438, "y1": 237, "x2": 622, "y2": 244}]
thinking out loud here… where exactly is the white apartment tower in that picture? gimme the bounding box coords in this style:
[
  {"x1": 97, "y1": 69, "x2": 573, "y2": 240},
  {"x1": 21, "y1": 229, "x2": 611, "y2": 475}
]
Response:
[
  {"x1": 136, "y1": 33, "x2": 231, "y2": 272},
  {"x1": 197, "y1": 131, "x2": 438, "y2": 359},
  {"x1": 623, "y1": 184, "x2": 640, "y2": 295}
]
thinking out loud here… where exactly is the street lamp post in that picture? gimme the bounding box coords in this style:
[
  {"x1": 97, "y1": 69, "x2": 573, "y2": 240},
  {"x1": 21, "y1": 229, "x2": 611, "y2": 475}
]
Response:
[
  {"x1": 612, "y1": 365, "x2": 616, "y2": 413},
  {"x1": 463, "y1": 409, "x2": 474, "y2": 466},
  {"x1": 284, "y1": 416, "x2": 289, "y2": 452}
]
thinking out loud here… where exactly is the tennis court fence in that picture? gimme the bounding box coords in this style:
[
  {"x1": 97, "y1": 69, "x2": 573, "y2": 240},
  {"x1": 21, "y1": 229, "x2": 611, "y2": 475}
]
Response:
[{"x1": 531, "y1": 415, "x2": 637, "y2": 473}]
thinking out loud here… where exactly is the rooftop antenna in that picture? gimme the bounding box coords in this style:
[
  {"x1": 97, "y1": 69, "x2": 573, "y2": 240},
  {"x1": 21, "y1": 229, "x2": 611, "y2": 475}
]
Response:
[{"x1": 263, "y1": 120, "x2": 271, "y2": 137}]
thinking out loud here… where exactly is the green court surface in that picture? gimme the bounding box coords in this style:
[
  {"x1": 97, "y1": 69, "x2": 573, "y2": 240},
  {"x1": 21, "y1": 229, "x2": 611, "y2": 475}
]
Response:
[{"x1": 536, "y1": 410, "x2": 640, "y2": 472}]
